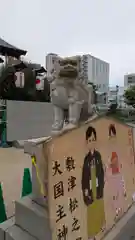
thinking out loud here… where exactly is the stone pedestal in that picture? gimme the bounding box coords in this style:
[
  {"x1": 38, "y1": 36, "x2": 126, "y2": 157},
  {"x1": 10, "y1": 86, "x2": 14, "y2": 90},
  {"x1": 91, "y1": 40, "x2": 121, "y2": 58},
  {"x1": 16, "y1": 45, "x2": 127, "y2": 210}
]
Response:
[
  {"x1": 0, "y1": 137, "x2": 51, "y2": 240},
  {"x1": 1, "y1": 133, "x2": 135, "y2": 240},
  {"x1": 24, "y1": 137, "x2": 50, "y2": 207},
  {"x1": 0, "y1": 195, "x2": 51, "y2": 240}
]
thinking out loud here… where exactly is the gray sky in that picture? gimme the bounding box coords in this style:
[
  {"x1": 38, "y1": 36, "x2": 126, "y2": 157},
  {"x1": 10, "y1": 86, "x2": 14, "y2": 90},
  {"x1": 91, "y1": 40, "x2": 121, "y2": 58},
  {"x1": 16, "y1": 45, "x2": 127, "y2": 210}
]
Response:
[{"x1": 0, "y1": 0, "x2": 135, "y2": 86}]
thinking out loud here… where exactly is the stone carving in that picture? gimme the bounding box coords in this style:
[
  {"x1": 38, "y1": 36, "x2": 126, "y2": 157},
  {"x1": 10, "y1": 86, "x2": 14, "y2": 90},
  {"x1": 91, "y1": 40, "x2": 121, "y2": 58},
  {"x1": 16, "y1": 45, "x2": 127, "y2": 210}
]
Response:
[{"x1": 46, "y1": 54, "x2": 93, "y2": 134}]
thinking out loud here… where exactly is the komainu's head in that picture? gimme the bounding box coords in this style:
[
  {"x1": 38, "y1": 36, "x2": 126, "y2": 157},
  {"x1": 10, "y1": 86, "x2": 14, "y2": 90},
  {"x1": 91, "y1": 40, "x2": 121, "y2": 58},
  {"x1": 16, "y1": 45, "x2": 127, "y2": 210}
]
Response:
[{"x1": 58, "y1": 57, "x2": 79, "y2": 78}]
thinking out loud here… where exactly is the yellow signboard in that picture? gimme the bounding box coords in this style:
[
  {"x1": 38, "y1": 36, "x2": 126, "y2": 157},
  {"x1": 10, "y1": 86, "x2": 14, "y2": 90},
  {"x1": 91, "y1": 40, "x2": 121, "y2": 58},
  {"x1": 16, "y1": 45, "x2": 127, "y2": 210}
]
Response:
[{"x1": 42, "y1": 117, "x2": 135, "y2": 240}]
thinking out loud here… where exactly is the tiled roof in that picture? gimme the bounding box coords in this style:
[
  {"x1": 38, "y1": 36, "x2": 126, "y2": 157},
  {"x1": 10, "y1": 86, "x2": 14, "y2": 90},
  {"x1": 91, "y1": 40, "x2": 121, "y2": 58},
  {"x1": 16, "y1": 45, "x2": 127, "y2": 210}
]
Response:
[
  {"x1": 0, "y1": 57, "x2": 3, "y2": 63},
  {"x1": 0, "y1": 38, "x2": 27, "y2": 58}
]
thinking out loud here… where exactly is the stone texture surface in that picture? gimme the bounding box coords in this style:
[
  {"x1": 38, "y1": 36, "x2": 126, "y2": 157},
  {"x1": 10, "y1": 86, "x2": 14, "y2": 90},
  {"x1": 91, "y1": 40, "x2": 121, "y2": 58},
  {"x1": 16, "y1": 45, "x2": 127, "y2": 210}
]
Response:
[
  {"x1": 113, "y1": 214, "x2": 135, "y2": 240},
  {"x1": 5, "y1": 225, "x2": 37, "y2": 240},
  {"x1": 15, "y1": 196, "x2": 51, "y2": 240},
  {"x1": 104, "y1": 204, "x2": 135, "y2": 240},
  {"x1": 0, "y1": 217, "x2": 15, "y2": 240},
  {"x1": 0, "y1": 148, "x2": 31, "y2": 217}
]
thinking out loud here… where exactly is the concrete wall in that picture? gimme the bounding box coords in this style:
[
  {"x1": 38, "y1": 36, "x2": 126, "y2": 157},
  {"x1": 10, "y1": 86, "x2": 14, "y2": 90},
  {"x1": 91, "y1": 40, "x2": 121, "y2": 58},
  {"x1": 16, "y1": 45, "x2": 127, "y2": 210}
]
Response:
[{"x1": 6, "y1": 100, "x2": 54, "y2": 141}]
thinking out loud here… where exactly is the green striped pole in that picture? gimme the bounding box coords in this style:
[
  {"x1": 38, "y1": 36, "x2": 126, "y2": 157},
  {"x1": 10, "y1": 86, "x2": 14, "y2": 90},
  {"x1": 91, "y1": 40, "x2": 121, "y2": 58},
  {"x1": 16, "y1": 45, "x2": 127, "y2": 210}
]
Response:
[
  {"x1": 0, "y1": 183, "x2": 7, "y2": 223},
  {"x1": 21, "y1": 168, "x2": 32, "y2": 197},
  {"x1": 0, "y1": 100, "x2": 8, "y2": 147}
]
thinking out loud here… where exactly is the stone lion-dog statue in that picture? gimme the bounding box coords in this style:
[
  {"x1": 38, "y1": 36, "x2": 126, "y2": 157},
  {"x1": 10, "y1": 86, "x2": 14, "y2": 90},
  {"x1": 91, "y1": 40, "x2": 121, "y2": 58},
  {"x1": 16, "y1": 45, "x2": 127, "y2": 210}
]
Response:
[{"x1": 47, "y1": 55, "x2": 93, "y2": 134}]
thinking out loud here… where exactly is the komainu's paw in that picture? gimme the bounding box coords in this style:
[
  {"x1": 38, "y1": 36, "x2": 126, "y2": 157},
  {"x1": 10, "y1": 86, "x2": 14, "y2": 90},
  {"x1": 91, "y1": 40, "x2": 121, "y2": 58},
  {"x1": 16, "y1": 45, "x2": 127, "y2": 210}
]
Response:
[
  {"x1": 63, "y1": 123, "x2": 77, "y2": 131},
  {"x1": 51, "y1": 129, "x2": 63, "y2": 136}
]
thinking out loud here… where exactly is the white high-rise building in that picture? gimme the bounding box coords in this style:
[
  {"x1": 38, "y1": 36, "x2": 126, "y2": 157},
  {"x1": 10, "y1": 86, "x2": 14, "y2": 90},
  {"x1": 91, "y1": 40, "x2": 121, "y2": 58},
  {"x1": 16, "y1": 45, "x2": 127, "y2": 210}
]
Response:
[
  {"x1": 46, "y1": 53, "x2": 61, "y2": 76},
  {"x1": 124, "y1": 73, "x2": 135, "y2": 88},
  {"x1": 80, "y1": 54, "x2": 109, "y2": 93},
  {"x1": 46, "y1": 53, "x2": 110, "y2": 95}
]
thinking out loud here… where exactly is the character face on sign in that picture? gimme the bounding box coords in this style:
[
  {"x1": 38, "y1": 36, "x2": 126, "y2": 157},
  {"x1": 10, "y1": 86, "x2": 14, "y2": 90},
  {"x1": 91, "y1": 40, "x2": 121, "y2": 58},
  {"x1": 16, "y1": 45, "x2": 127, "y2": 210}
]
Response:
[
  {"x1": 86, "y1": 126, "x2": 97, "y2": 152},
  {"x1": 110, "y1": 152, "x2": 120, "y2": 174},
  {"x1": 109, "y1": 124, "x2": 116, "y2": 139},
  {"x1": 82, "y1": 126, "x2": 105, "y2": 239}
]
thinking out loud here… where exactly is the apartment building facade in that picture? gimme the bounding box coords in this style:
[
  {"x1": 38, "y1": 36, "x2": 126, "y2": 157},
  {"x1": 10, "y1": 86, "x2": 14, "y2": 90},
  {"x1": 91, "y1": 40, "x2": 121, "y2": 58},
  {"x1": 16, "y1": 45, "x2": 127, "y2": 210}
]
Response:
[
  {"x1": 80, "y1": 54, "x2": 109, "y2": 93},
  {"x1": 108, "y1": 86, "x2": 126, "y2": 107},
  {"x1": 124, "y1": 73, "x2": 135, "y2": 88},
  {"x1": 46, "y1": 53, "x2": 60, "y2": 76}
]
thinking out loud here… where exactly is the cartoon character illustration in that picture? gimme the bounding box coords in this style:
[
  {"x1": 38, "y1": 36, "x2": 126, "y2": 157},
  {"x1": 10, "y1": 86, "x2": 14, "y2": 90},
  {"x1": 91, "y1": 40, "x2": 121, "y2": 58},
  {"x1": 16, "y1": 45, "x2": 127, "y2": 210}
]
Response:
[
  {"x1": 81, "y1": 126, "x2": 105, "y2": 240},
  {"x1": 105, "y1": 152, "x2": 126, "y2": 220},
  {"x1": 109, "y1": 124, "x2": 116, "y2": 138}
]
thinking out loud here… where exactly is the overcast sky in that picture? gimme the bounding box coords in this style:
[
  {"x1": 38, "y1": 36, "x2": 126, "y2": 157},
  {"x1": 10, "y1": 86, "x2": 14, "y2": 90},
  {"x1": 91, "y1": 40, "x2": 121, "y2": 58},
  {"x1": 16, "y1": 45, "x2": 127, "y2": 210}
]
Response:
[{"x1": 0, "y1": 0, "x2": 135, "y2": 86}]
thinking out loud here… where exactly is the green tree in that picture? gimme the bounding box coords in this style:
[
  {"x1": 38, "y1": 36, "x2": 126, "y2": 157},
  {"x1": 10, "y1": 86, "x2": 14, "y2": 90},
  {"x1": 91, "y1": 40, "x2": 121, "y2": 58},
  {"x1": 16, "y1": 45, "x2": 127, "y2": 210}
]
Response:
[
  {"x1": 124, "y1": 85, "x2": 135, "y2": 107},
  {"x1": 0, "y1": 60, "x2": 50, "y2": 102}
]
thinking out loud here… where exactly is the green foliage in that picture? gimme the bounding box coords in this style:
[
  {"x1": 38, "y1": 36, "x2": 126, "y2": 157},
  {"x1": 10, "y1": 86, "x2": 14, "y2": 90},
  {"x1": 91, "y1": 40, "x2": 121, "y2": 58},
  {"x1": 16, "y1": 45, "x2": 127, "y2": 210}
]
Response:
[
  {"x1": 0, "y1": 183, "x2": 7, "y2": 223},
  {"x1": 0, "y1": 63, "x2": 50, "y2": 102},
  {"x1": 108, "y1": 103, "x2": 118, "y2": 114},
  {"x1": 124, "y1": 85, "x2": 135, "y2": 107}
]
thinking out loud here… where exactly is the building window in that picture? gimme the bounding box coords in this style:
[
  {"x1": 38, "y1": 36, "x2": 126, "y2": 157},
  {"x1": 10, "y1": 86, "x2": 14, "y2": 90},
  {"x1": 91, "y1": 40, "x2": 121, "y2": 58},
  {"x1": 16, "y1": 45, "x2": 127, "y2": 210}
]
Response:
[
  {"x1": 127, "y1": 76, "x2": 135, "y2": 84},
  {"x1": 100, "y1": 63, "x2": 102, "y2": 72},
  {"x1": 102, "y1": 63, "x2": 104, "y2": 72},
  {"x1": 92, "y1": 64, "x2": 95, "y2": 78},
  {"x1": 96, "y1": 62, "x2": 98, "y2": 76}
]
